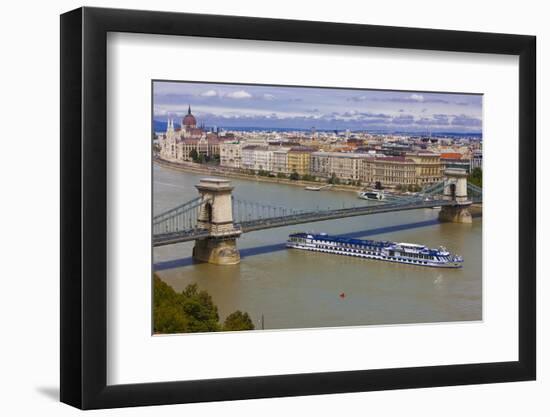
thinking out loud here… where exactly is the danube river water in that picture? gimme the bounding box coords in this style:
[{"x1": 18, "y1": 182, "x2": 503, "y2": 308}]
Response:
[{"x1": 153, "y1": 164, "x2": 482, "y2": 330}]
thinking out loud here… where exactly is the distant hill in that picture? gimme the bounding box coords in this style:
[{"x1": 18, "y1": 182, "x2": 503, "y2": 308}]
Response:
[{"x1": 153, "y1": 119, "x2": 181, "y2": 133}]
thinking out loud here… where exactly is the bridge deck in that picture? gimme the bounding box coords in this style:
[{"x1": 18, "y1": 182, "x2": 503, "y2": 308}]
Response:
[{"x1": 153, "y1": 198, "x2": 480, "y2": 247}]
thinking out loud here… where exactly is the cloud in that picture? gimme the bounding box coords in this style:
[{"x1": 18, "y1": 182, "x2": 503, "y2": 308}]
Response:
[
  {"x1": 349, "y1": 95, "x2": 368, "y2": 102},
  {"x1": 366, "y1": 95, "x2": 450, "y2": 104},
  {"x1": 416, "y1": 117, "x2": 448, "y2": 126},
  {"x1": 153, "y1": 93, "x2": 194, "y2": 104},
  {"x1": 358, "y1": 112, "x2": 392, "y2": 119},
  {"x1": 200, "y1": 89, "x2": 218, "y2": 97},
  {"x1": 226, "y1": 90, "x2": 252, "y2": 99},
  {"x1": 433, "y1": 114, "x2": 450, "y2": 122},
  {"x1": 391, "y1": 114, "x2": 415, "y2": 125},
  {"x1": 262, "y1": 93, "x2": 276, "y2": 101},
  {"x1": 451, "y1": 114, "x2": 482, "y2": 127}
]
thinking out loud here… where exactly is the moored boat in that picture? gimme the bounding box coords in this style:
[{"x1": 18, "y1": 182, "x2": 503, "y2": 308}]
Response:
[
  {"x1": 286, "y1": 232, "x2": 463, "y2": 268},
  {"x1": 358, "y1": 190, "x2": 385, "y2": 200}
]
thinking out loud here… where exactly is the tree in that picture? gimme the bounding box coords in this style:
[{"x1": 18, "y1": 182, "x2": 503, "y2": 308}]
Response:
[
  {"x1": 468, "y1": 167, "x2": 482, "y2": 188},
  {"x1": 289, "y1": 171, "x2": 300, "y2": 181},
  {"x1": 276, "y1": 172, "x2": 287, "y2": 179},
  {"x1": 374, "y1": 181, "x2": 383, "y2": 190},
  {"x1": 153, "y1": 275, "x2": 255, "y2": 334},
  {"x1": 154, "y1": 276, "x2": 189, "y2": 334},
  {"x1": 189, "y1": 149, "x2": 199, "y2": 162},
  {"x1": 180, "y1": 283, "x2": 220, "y2": 333},
  {"x1": 223, "y1": 311, "x2": 255, "y2": 331},
  {"x1": 328, "y1": 173, "x2": 340, "y2": 185}
]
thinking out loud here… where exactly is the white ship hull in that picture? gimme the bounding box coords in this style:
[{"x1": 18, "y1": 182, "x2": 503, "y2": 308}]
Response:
[{"x1": 286, "y1": 233, "x2": 463, "y2": 268}]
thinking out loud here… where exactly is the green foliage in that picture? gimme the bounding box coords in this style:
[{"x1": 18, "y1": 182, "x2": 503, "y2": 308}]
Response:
[
  {"x1": 257, "y1": 169, "x2": 271, "y2": 177},
  {"x1": 153, "y1": 275, "x2": 254, "y2": 334},
  {"x1": 468, "y1": 167, "x2": 482, "y2": 188},
  {"x1": 300, "y1": 174, "x2": 316, "y2": 182},
  {"x1": 327, "y1": 173, "x2": 340, "y2": 185},
  {"x1": 407, "y1": 184, "x2": 422, "y2": 192},
  {"x1": 189, "y1": 149, "x2": 199, "y2": 162},
  {"x1": 223, "y1": 311, "x2": 255, "y2": 331},
  {"x1": 180, "y1": 283, "x2": 220, "y2": 333},
  {"x1": 289, "y1": 171, "x2": 300, "y2": 181},
  {"x1": 276, "y1": 172, "x2": 287, "y2": 179}
]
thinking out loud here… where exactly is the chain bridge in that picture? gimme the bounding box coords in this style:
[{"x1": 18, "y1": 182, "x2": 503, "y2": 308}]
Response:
[{"x1": 152, "y1": 168, "x2": 481, "y2": 265}]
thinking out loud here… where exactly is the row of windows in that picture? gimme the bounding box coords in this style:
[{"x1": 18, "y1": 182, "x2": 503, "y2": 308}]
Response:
[{"x1": 312, "y1": 246, "x2": 433, "y2": 264}]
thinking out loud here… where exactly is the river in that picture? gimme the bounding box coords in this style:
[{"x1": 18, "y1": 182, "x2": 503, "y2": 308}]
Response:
[{"x1": 153, "y1": 163, "x2": 482, "y2": 330}]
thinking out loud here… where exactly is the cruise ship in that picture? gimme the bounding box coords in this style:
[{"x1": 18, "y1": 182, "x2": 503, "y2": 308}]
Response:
[{"x1": 287, "y1": 233, "x2": 463, "y2": 268}]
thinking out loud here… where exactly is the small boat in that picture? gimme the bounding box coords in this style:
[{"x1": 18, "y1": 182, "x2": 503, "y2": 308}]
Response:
[
  {"x1": 305, "y1": 184, "x2": 332, "y2": 191},
  {"x1": 358, "y1": 190, "x2": 385, "y2": 201}
]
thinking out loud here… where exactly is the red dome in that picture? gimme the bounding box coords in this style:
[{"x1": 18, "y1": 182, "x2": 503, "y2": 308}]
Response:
[{"x1": 183, "y1": 105, "x2": 197, "y2": 127}]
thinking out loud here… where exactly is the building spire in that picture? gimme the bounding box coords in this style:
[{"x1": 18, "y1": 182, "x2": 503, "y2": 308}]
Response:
[
  {"x1": 167, "y1": 117, "x2": 173, "y2": 132},
  {"x1": 188, "y1": 105, "x2": 191, "y2": 115}
]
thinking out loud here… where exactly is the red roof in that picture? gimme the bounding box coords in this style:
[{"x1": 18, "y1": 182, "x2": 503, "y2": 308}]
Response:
[
  {"x1": 440, "y1": 152, "x2": 463, "y2": 159},
  {"x1": 182, "y1": 138, "x2": 199, "y2": 144}
]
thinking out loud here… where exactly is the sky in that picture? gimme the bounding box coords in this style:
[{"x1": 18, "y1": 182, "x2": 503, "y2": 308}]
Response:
[{"x1": 153, "y1": 81, "x2": 482, "y2": 133}]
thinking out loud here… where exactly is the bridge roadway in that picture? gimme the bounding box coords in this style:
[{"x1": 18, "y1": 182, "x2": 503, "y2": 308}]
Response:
[{"x1": 153, "y1": 198, "x2": 480, "y2": 247}]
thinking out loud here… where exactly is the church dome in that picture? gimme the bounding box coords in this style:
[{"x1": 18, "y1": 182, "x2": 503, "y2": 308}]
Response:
[{"x1": 183, "y1": 105, "x2": 197, "y2": 127}]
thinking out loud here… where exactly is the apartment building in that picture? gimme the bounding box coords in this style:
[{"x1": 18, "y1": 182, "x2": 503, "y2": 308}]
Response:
[
  {"x1": 241, "y1": 145, "x2": 273, "y2": 172},
  {"x1": 220, "y1": 141, "x2": 242, "y2": 169},
  {"x1": 405, "y1": 151, "x2": 443, "y2": 185},
  {"x1": 272, "y1": 147, "x2": 291, "y2": 175},
  {"x1": 287, "y1": 147, "x2": 315, "y2": 176}
]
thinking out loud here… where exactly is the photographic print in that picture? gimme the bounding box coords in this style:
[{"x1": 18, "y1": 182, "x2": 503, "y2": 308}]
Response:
[{"x1": 152, "y1": 81, "x2": 483, "y2": 334}]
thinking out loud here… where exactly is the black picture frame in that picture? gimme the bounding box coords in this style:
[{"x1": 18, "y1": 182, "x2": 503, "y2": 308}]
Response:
[{"x1": 60, "y1": 6, "x2": 536, "y2": 410}]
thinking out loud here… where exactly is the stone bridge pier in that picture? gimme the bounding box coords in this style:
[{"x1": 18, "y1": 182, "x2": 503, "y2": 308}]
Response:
[
  {"x1": 192, "y1": 178, "x2": 242, "y2": 265},
  {"x1": 438, "y1": 168, "x2": 472, "y2": 224}
]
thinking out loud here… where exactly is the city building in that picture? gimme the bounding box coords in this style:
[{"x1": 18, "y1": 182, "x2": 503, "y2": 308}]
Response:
[
  {"x1": 406, "y1": 151, "x2": 443, "y2": 185},
  {"x1": 361, "y1": 156, "x2": 417, "y2": 187},
  {"x1": 470, "y1": 150, "x2": 483, "y2": 171},
  {"x1": 241, "y1": 145, "x2": 273, "y2": 172},
  {"x1": 220, "y1": 141, "x2": 242, "y2": 169},
  {"x1": 288, "y1": 147, "x2": 315, "y2": 176},
  {"x1": 311, "y1": 152, "x2": 369, "y2": 182},
  {"x1": 440, "y1": 152, "x2": 471, "y2": 173},
  {"x1": 159, "y1": 106, "x2": 221, "y2": 162},
  {"x1": 272, "y1": 147, "x2": 291, "y2": 175}
]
